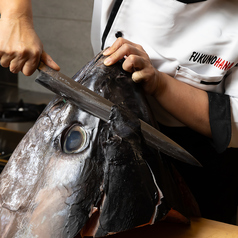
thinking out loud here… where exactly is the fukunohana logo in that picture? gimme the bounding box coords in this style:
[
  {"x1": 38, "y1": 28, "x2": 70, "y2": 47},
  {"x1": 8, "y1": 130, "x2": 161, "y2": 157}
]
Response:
[{"x1": 189, "y1": 51, "x2": 234, "y2": 71}]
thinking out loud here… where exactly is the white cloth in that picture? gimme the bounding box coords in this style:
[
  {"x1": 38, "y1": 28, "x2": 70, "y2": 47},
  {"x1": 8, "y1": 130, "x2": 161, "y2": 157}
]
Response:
[{"x1": 91, "y1": 0, "x2": 238, "y2": 147}]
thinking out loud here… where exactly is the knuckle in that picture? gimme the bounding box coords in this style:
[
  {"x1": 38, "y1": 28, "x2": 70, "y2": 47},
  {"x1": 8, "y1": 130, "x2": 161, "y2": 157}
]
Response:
[
  {"x1": 116, "y1": 37, "x2": 125, "y2": 44},
  {"x1": 136, "y1": 44, "x2": 143, "y2": 50},
  {"x1": 30, "y1": 53, "x2": 40, "y2": 64},
  {"x1": 17, "y1": 51, "x2": 26, "y2": 60},
  {"x1": 128, "y1": 54, "x2": 137, "y2": 62},
  {"x1": 30, "y1": 46, "x2": 42, "y2": 62},
  {"x1": 31, "y1": 46, "x2": 41, "y2": 57},
  {"x1": 17, "y1": 46, "x2": 41, "y2": 64},
  {"x1": 122, "y1": 43, "x2": 131, "y2": 53},
  {"x1": 5, "y1": 47, "x2": 14, "y2": 57},
  {"x1": 30, "y1": 58, "x2": 40, "y2": 68},
  {"x1": 122, "y1": 60, "x2": 132, "y2": 72},
  {"x1": 14, "y1": 45, "x2": 28, "y2": 59}
]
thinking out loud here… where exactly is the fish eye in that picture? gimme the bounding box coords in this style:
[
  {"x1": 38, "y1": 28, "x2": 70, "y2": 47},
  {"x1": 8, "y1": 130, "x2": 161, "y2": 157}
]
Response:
[{"x1": 61, "y1": 123, "x2": 88, "y2": 154}]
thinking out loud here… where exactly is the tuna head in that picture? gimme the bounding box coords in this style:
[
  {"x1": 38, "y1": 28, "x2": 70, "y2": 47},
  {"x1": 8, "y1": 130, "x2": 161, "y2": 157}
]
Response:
[
  {"x1": 0, "y1": 50, "x2": 198, "y2": 238},
  {"x1": 0, "y1": 51, "x2": 163, "y2": 238}
]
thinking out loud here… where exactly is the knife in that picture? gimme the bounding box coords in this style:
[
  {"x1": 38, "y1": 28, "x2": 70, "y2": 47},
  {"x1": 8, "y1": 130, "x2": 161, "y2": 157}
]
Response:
[{"x1": 36, "y1": 62, "x2": 201, "y2": 167}]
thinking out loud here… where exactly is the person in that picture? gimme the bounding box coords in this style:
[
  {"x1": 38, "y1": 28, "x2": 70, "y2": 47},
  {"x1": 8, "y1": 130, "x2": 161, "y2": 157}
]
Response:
[{"x1": 1, "y1": 0, "x2": 238, "y2": 224}]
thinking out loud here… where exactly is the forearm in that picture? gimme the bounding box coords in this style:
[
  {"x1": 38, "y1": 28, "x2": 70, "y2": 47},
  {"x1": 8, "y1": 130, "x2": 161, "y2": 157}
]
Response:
[
  {"x1": 155, "y1": 71, "x2": 212, "y2": 138},
  {"x1": 0, "y1": 0, "x2": 33, "y2": 20}
]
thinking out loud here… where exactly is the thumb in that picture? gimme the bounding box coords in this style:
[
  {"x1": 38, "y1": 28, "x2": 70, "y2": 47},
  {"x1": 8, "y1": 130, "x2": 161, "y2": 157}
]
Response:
[
  {"x1": 40, "y1": 50, "x2": 60, "y2": 71},
  {"x1": 132, "y1": 71, "x2": 144, "y2": 83}
]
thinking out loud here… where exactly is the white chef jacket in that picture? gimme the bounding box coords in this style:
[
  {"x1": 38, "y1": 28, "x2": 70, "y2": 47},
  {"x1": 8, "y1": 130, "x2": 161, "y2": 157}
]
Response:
[{"x1": 91, "y1": 0, "x2": 238, "y2": 148}]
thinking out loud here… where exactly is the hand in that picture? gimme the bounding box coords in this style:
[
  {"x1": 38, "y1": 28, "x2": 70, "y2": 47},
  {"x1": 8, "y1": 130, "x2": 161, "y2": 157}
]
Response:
[
  {"x1": 103, "y1": 38, "x2": 161, "y2": 96},
  {"x1": 103, "y1": 38, "x2": 212, "y2": 137},
  {"x1": 0, "y1": 16, "x2": 60, "y2": 76}
]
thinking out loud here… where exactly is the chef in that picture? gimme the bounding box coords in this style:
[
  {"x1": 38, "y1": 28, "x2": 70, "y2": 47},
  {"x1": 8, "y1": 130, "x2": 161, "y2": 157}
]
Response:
[{"x1": 0, "y1": 0, "x2": 238, "y2": 224}]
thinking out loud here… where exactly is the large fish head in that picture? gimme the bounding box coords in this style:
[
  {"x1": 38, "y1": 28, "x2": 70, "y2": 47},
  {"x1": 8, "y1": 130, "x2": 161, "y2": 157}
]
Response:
[{"x1": 0, "y1": 50, "x2": 196, "y2": 238}]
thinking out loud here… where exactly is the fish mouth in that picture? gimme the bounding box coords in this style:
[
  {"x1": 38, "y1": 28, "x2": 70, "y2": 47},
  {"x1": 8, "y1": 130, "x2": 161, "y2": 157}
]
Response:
[
  {"x1": 80, "y1": 206, "x2": 100, "y2": 237},
  {"x1": 80, "y1": 193, "x2": 106, "y2": 237},
  {"x1": 79, "y1": 189, "x2": 161, "y2": 238}
]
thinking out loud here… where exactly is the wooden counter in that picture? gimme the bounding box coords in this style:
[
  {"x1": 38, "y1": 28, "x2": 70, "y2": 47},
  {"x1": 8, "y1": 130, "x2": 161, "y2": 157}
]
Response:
[{"x1": 102, "y1": 218, "x2": 238, "y2": 238}]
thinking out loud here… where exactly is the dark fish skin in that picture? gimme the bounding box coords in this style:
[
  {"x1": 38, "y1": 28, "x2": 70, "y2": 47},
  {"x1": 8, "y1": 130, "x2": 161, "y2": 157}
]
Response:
[
  {"x1": 0, "y1": 50, "x2": 199, "y2": 238},
  {"x1": 94, "y1": 105, "x2": 161, "y2": 237}
]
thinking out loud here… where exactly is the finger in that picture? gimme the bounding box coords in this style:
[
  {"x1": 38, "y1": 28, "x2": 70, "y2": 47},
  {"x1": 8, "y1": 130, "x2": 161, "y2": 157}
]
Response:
[
  {"x1": 132, "y1": 67, "x2": 159, "y2": 96},
  {"x1": 9, "y1": 58, "x2": 26, "y2": 74},
  {"x1": 103, "y1": 38, "x2": 136, "y2": 56},
  {"x1": 132, "y1": 65, "x2": 156, "y2": 82},
  {"x1": 21, "y1": 60, "x2": 38, "y2": 76},
  {"x1": 20, "y1": 50, "x2": 42, "y2": 76},
  {"x1": 132, "y1": 70, "x2": 145, "y2": 83},
  {"x1": 41, "y1": 50, "x2": 60, "y2": 71},
  {"x1": 0, "y1": 54, "x2": 15, "y2": 68},
  {"x1": 104, "y1": 43, "x2": 143, "y2": 66},
  {"x1": 21, "y1": 51, "x2": 42, "y2": 76},
  {"x1": 122, "y1": 54, "x2": 145, "y2": 73}
]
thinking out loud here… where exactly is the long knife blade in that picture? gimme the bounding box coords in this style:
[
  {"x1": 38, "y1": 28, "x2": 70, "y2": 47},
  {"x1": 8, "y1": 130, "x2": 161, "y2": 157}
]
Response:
[{"x1": 36, "y1": 62, "x2": 201, "y2": 167}]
